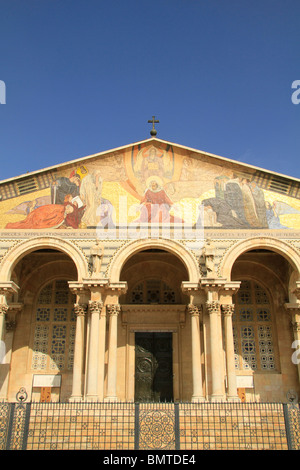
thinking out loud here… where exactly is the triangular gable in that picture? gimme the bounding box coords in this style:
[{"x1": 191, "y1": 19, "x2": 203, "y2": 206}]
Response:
[{"x1": 0, "y1": 138, "x2": 300, "y2": 230}]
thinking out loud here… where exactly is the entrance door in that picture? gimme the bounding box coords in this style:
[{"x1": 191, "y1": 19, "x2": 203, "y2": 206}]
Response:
[{"x1": 135, "y1": 332, "x2": 173, "y2": 402}]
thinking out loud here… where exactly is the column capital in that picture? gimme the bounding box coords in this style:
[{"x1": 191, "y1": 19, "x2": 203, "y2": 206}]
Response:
[
  {"x1": 292, "y1": 321, "x2": 300, "y2": 333},
  {"x1": 206, "y1": 300, "x2": 220, "y2": 315},
  {"x1": 0, "y1": 304, "x2": 9, "y2": 316},
  {"x1": 186, "y1": 303, "x2": 203, "y2": 317},
  {"x1": 74, "y1": 303, "x2": 88, "y2": 317},
  {"x1": 293, "y1": 283, "x2": 300, "y2": 301},
  {"x1": 106, "y1": 304, "x2": 121, "y2": 316},
  {"x1": 221, "y1": 304, "x2": 235, "y2": 316},
  {"x1": 88, "y1": 300, "x2": 103, "y2": 314}
]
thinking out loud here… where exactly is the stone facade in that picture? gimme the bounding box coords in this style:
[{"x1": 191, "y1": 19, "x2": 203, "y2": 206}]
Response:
[{"x1": 0, "y1": 137, "x2": 300, "y2": 405}]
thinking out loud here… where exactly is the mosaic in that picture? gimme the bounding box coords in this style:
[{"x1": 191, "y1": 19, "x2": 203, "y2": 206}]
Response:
[{"x1": 0, "y1": 141, "x2": 299, "y2": 230}]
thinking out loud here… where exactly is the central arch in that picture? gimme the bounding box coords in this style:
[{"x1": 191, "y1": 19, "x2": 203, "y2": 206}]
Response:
[{"x1": 108, "y1": 238, "x2": 200, "y2": 284}]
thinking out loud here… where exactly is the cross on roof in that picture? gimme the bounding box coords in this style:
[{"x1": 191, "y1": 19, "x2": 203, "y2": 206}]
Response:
[{"x1": 148, "y1": 116, "x2": 159, "y2": 136}]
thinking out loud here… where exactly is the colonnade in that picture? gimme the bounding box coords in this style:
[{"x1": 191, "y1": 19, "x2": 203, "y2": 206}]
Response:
[{"x1": 0, "y1": 277, "x2": 300, "y2": 402}]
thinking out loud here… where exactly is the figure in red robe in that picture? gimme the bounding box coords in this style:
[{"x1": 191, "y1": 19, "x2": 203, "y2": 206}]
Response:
[
  {"x1": 5, "y1": 195, "x2": 85, "y2": 229},
  {"x1": 137, "y1": 179, "x2": 183, "y2": 224}
]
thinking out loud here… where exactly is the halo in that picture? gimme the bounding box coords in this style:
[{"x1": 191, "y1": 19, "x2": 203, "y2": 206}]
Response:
[{"x1": 146, "y1": 176, "x2": 163, "y2": 188}]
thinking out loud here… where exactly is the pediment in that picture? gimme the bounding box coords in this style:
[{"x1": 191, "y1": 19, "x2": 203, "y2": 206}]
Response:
[{"x1": 0, "y1": 138, "x2": 300, "y2": 231}]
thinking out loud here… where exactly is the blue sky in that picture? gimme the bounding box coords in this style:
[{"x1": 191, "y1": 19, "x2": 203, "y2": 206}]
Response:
[{"x1": 0, "y1": 0, "x2": 299, "y2": 181}]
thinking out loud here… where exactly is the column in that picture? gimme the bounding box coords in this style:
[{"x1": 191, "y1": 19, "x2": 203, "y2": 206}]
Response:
[
  {"x1": 0, "y1": 303, "x2": 22, "y2": 401},
  {"x1": 206, "y1": 300, "x2": 225, "y2": 401},
  {"x1": 187, "y1": 304, "x2": 205, "y2": 402},
  {"x1": 85, "y1": 300, "x2": 102, "y2": 401},
  {"x1": 0, "y1": 282, "x2": 19, "y2": 342},
  {"x1": 105, "y1": 304, "x2": 121, "y2": 401},
  {"x1": 221, "y1": 304, "x2": 240, "y2": 401},
  {"x1": 285, "y1": 303, "x2": 300, "y2": 383},
  {"x1": 0, "y1": 304, "x2": 8, "y2": 343},
  {"x1": 97, "y1": 302, "x2": 107, "y2": 401},
  {"x1": 70, "y1": 303, "x2": 87, "y2": 402}
]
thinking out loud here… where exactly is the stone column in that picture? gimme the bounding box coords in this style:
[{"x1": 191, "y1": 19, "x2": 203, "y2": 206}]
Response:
[
  {"x1": 97, "y1": 302, "x2": 107, "y2": 401},
  {"x1": 70, "y1": 302, "x2": 87, "y2": 402},
  {"x1": 0, "y1": 304, "x2": 8, "y2": 343},
  {"x1": 105, "y1": 303, "x2": 121, "y2": 401},
  {"x1": 187, "y1": 304, "x2": 205, "y2": 402},
  {"x1": 0, "y1": 282, "x2": 19, "y2": 342},
  {"x1": 221, "y1": 304, "x2": 240, "y2": 401},
  {"x1": 285, "y1": 303, "x2": 300, "y2": 383},
  {"x1": 206, "y1": 300, "x2": 225, "y2": 401},
  {"x1": 85, "y1": 300, "x2": 102, "y2": 401}
]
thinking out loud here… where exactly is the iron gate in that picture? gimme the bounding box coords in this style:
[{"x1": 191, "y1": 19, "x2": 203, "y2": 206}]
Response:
[{"x1": 0, "y1": 401, "x2": 299, "y2": 450}]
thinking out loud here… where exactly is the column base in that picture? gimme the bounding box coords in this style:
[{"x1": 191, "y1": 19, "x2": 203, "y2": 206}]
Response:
[
  {"x1": 104, "y1": 396, "x2": 118, "y2": 402},
  {"x1": 191, "y1": 395, "x2": 206, "y2": 402},
  {"x1": 227, "y1": 395, "x2": 241, "y2": 402},
  {"x1": 85, "y1": 395, "x2": 99, "y2": 402},
  {"x1": 69, "y1": 395, "x2": 83, "y2": 403},
  {"x1": 210, "y1": 395, "x2": 226, "y2": 402}
]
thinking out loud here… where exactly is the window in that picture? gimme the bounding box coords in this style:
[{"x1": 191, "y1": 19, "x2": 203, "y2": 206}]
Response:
[
  {"x1": 233, "y1": 280, "x2": 276, "y2": 371},
  {"x1": 129, "y1": 279, "x2": 176, "y2": 304},
  {"x1": 31, "y1": 280, "x2": 76, "y2": 371}
]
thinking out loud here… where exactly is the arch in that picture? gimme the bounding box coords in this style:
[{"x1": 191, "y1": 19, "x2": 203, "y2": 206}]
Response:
[
  {"x1": 220, "y1": 236, "x2": 300, "y2": 281},
  {"x1": 108, "y1": 238, "x2": 200, "y2": 283},
  {"x1": 0, "y1": 236, "x2": 88, "y2": 282}
]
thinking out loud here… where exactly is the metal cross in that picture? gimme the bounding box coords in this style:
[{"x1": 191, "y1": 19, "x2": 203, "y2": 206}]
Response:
[{"x1": 148, "y1": 116, "x2": 159, "y2": 136}]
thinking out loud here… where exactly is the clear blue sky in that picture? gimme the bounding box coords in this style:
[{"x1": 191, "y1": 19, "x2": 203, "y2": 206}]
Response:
[{"x1": 0, "y1": 0, "x2": 299, "y2": 180}]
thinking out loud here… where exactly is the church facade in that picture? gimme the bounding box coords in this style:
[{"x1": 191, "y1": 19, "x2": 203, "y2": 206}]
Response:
[{"x1": 0, "y1": 136, "x2": 300, "y2": 406}]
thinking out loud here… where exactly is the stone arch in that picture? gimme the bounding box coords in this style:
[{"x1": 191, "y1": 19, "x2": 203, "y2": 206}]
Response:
[
  {"x1": 0, "y1": 236, "x2": 88, "y2": 283},
  {"x1": 220, "y1": 236, "x2": 300, "y2": 283},
  {"x1": 108, "y1": 238, "x2": 200, "y2": 283}
]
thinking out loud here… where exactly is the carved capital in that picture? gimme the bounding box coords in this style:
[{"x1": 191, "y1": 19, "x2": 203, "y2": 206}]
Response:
[
  {"x1": 293, "y1": 288, "x2": 300, "y2": 301},
  {"x1": 206, "y1": 301, "x2": 220, "y2": 315},
  {"x1": 186, "y1": 304, "x2": 203, "y2": 317},
  {"x1": 221, "y1": 304, "x2": 235, "y2": 316},
  {"x1": 0, "y1": 304, "x2": 9, "y2": 316},
  {"x1": 106, "y1": 304, "x2": 121, "y2": 316},
  {"x1": 291, "y1": 321, "x2": 300, "y2": 333},
  {"x1": 88, "y1": 300, "x2": 103, "y2": 314},
  {"x1": 74, "y1": 303, "x2": 88, "y2": 317}
]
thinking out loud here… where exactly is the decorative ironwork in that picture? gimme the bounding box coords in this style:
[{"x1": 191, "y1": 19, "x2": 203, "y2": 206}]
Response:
[
  {"x1": 138, "y1": 405, "x2": 176, "y2": 450},
  {"x1": 1, "y1": 401, "x2": 299, "y2": 450}
]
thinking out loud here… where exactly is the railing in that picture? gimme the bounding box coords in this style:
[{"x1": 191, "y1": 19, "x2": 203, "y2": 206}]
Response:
[{"x1": 0, "y1": 401, "x2": 299, "y2": 450}]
